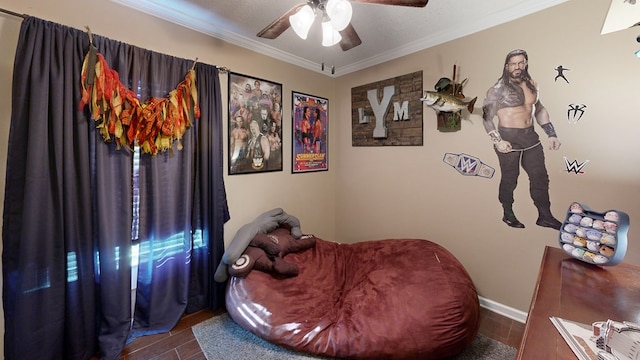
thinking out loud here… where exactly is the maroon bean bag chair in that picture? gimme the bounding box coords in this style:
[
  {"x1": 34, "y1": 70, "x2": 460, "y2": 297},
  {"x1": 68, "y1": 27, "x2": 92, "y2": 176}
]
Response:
[{"x1": 225, "y1": 227, "x2": 480, "y2": 359}]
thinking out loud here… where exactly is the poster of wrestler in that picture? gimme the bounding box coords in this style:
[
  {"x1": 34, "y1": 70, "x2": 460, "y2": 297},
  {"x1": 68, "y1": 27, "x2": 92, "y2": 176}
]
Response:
[
  {"x1": 482, "y1": 49, "x2": 563, "y2": 230},
  {"x1": 292, "y1": 91, "x2": 328, "y2": 173},
  {"x1": 228, "y1": 72, "x2": 282, "y2": 175}
]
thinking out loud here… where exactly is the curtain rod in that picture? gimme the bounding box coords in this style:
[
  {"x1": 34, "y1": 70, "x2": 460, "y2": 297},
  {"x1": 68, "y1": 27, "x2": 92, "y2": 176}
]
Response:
[
  {"x1": 0, "y1": 7, "x2": 27, "y2": 19},
  {"x1": 192, "y1": 57, "x2": 229, "y2": 74},
  {"x1": 1, "y1": 8, "x2": 231, "y2": 73}
]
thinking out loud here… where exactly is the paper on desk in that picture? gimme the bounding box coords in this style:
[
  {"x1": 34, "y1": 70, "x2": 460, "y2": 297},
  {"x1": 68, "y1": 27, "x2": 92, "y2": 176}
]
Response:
[{"x1": 550, "y1": 317, "x2": 600, "y2": 360}]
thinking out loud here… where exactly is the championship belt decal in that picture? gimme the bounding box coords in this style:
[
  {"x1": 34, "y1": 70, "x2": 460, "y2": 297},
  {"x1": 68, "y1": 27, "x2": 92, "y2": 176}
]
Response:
[{"x1": 443, "y1": 153, "x2": 495, "y2": 178}]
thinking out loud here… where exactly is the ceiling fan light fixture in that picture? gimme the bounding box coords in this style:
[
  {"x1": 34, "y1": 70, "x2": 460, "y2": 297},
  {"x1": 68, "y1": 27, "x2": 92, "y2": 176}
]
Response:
[
  {"x1": 321, "y1": 16, "x2": 342, "y2": 46},
  {"x1": 289, "y1": 4, "x2": 315, "y2": 39},
  {"x1": 326, "y1": 0, "x2": 352, "y2": 31}
]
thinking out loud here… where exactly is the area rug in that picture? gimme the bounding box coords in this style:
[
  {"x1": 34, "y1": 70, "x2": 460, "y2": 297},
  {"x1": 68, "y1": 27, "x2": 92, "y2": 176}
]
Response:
[{"x1": 193, "y1": 313, "x2": 517, "y2": 360}]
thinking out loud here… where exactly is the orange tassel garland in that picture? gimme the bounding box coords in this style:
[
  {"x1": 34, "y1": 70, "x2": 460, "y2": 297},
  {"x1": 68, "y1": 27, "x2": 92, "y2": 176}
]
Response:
[{"x1": 79, "y1": 47, "x2": 200, "y2": 155}]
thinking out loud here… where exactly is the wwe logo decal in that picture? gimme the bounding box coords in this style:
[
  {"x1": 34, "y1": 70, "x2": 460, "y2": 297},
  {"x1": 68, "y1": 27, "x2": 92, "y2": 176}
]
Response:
[
  {"x1": 564, "y1": 157, "x2": 590, "y2": 174},
  {"x1": 567, "y1": 104, "x2": 587, "y2": 123},
  {"x1": 457, "y1": 156, "x2": 478, "y2": 174}
]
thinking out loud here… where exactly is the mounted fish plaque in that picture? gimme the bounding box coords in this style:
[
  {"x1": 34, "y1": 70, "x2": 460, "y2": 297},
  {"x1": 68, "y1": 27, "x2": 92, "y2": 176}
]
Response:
[
  {"x1": 421, "y1": 69, "x2": 477, "y2": 132},
  {"x1": 437, "y1": 110, "x2": 462, "y2": 132},
  {"x1": 559, "y1": 202, "x2": 629, "y2": 266}
]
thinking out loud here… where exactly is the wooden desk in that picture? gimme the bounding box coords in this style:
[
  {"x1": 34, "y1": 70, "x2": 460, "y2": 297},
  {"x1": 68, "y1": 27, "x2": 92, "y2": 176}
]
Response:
[{"x1": 517, "y1": 246, "x2": 640, "y2": 359}]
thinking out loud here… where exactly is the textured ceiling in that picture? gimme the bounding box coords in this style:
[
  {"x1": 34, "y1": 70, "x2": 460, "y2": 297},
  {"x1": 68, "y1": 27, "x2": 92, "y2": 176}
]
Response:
[{"x1": 112, "y1": 0, "x2": 569, "y2": 76}]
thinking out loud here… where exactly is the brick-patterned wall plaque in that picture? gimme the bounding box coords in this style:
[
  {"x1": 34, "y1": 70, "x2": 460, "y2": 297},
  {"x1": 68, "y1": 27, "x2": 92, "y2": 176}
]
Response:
[{"x1": 351, "y1": 71, "x2": 423, "y2": 146}]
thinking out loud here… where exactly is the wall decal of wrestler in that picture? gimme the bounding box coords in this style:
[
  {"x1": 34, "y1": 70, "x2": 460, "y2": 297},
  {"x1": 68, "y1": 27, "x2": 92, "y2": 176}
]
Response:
[{"x1": 482, "y1": 49, "x2": 563, "y2": 230}]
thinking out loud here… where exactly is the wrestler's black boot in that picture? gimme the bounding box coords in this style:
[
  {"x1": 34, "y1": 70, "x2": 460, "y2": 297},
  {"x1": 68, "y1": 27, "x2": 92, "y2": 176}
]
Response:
[
  {"x1": 536, "y1": 208, "x2": 562, "y2": 229},
  {"x1": 502, "y1": 204, "x2": 525, "y2": 228}
]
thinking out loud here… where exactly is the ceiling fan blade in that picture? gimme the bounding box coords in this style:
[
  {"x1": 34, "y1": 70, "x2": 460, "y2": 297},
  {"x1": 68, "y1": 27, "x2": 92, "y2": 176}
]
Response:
[
  {"x1": 339, "y1": 23, "x2": 362, "y2": 51},
  {"x1": 350, "y1": 0, "x2": 428, "y2": 7},
  {"x1": 257, "y1": 3, "x2": 306, "y2": 39}
]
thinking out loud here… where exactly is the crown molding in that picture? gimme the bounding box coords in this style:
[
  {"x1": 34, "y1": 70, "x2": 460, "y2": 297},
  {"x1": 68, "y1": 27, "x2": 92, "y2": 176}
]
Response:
[{"x1": 111, "y1": 0, "x2": 567, "y2": 77}]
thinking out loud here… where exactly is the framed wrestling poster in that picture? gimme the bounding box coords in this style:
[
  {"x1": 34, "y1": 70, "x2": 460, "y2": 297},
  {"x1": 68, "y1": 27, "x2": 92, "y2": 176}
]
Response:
[
  {"x1": 228, "y1": 72, "x2": 283, "y2": 175},
  {"x1": 292, "y1": 91, "x2": 328, "y2": 173}
]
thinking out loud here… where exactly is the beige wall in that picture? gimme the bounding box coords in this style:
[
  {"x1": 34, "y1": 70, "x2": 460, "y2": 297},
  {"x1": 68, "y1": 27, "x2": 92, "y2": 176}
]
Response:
[
  {"x1": 334, "y1": 0, "x2": 640, "y2": 311},
  {"x1": 0, "y1": 0, "x2": 639, "y2": 356},
  {"x1": 0, "y1": 9, "x2": 19, "y2": 360}
]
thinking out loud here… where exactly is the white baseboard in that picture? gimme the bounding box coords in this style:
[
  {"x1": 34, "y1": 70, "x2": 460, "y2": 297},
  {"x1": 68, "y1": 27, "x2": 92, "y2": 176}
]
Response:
[{"x1": 479, "y1": 296, "x2": 528, "y2": 324}]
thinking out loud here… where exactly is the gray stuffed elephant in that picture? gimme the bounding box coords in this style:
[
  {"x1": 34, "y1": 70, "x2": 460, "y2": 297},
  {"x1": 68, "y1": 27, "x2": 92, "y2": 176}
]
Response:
[{"x1": 214, "y1": 208, "x2": 302, "y2": 282}]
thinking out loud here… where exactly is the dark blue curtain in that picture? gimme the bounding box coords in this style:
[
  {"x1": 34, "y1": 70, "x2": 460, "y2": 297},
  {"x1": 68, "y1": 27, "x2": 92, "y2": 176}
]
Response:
[{"x1": 2, "y1": 17, "x2": 229, "y2": 360}]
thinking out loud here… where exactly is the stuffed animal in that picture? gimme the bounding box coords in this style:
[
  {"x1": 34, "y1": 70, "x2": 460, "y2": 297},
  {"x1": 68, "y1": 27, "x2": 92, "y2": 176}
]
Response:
[
  {"x1": 229, "y1": 228, "x2": 317, "y2": 278},
  {"x1": 214, "y1": 208, "x2": 303, "y2": 282}
]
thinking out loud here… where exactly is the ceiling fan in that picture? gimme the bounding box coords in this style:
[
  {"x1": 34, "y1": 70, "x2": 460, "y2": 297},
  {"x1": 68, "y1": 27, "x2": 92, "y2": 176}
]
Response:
[{"x1": 257, "y1": 0, "x2": 429, "y2": 51}]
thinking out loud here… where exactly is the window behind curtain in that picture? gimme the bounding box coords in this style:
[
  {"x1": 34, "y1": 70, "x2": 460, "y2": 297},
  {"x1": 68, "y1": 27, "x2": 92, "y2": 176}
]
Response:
[{"x1": 3, "y1": 17, "x2": 229, "y2": 360}]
